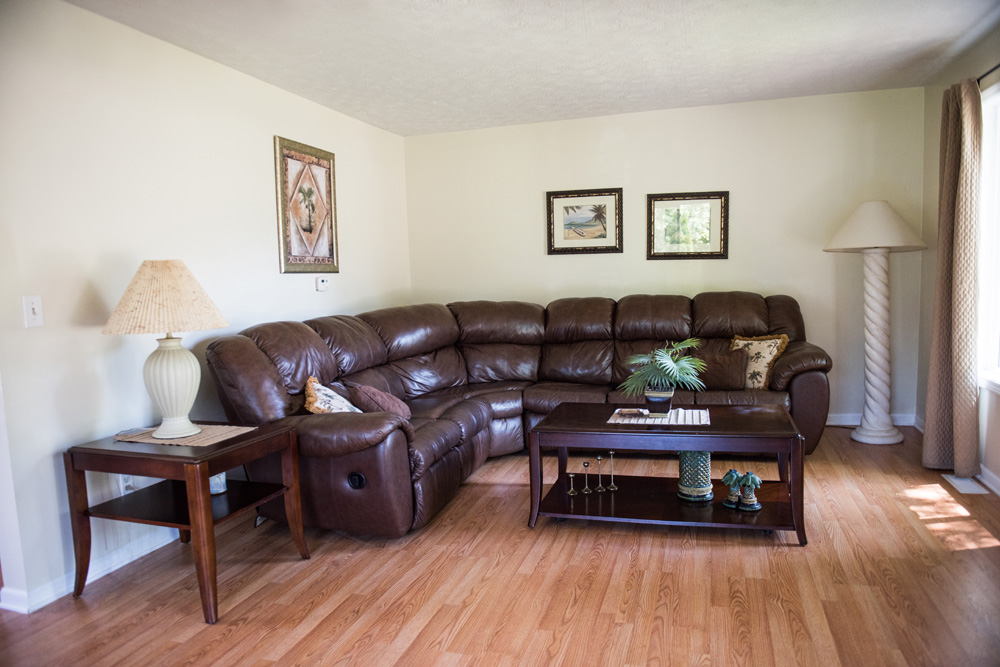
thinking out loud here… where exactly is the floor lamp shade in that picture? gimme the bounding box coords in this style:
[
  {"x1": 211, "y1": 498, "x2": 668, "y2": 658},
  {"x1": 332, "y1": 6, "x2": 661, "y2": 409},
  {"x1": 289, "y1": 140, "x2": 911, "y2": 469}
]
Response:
[
  {"x1": 103, "y1": 260, "x2": 228, "y2": 439},
  {"x1": 825, "y1": 201, "x2": 925, "y2": 444}
]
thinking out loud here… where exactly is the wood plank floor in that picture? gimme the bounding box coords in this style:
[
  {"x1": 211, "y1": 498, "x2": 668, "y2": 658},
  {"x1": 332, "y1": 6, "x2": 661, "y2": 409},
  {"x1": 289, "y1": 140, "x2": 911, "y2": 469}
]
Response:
[{"x1": 2, "y1": 426, "x2": 999, "y2": 666}]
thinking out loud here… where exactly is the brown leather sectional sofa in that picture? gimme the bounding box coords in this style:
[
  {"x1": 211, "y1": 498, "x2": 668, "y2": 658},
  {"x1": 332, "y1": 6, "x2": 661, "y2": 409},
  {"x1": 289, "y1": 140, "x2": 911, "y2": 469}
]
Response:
[{"x1": 206, "y1": 291, "x2": 832, "y2": 537}]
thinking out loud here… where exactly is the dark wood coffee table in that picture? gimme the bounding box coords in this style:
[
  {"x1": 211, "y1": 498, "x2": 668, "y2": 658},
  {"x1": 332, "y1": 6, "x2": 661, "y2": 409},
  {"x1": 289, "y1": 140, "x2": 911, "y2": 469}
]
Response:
[
  {"x1": 528, "y1": 403, "x2": 806, "y2": 545},
  {"x1": 63, "y1": 422, "x2": 310, "y2": 624}
]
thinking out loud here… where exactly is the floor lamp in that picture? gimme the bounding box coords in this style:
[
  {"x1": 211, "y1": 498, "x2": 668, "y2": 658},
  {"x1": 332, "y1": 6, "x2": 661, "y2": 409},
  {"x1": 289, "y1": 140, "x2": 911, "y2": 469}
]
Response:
[{"x1": 825, "y1": 201, "x2": 926, "y2": 444}]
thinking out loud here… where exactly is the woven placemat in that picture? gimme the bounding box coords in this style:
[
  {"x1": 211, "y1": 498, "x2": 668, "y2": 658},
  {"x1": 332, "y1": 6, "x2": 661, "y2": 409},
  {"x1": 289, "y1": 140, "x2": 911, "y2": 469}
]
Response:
[
  {"x1": 608, "y1": 408, "x2": 710, "y2": 425},
  {"x1": 114, "y1": 424, "x2": 257, "y2": 446}
]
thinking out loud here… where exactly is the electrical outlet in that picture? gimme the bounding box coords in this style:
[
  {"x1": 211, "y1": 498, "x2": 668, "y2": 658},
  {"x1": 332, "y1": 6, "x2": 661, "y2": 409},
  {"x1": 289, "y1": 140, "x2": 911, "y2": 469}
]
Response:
[{"x1": 119, "y1": 474, "x2": 136, "y2": 495}]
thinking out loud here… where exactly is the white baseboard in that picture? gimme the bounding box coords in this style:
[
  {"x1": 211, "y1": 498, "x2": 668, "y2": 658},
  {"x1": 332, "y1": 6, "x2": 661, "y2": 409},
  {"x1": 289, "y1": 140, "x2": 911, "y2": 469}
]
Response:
[
  {"x1": 978, "y1": 465, "x2": 1000, "y2": 496},
  {"x1": 0, "y1": 527, "x2": 177, "y2": 615},
  {"x1": 0, "y1": 587, "x2": 29, "y2": 614},
  {"x1": 826, "y1": 413, "x2": 917, "y2": 427}
]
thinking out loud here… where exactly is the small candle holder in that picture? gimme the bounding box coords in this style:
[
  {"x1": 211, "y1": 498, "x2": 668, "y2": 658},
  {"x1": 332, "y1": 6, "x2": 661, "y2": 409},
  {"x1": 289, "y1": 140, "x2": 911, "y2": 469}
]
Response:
[
  {"x1": 566, "y1": 472, "x2": 578, "y2": 496},
  {"x1": 582, "y1": 461, "x2": 592, "y2": 494},
  {"x1": 595, "y1": 455, "x2": 605, "y2": 492},
  {"x1": 608, "y1": 450, "x2": 617, "y2": 491}
]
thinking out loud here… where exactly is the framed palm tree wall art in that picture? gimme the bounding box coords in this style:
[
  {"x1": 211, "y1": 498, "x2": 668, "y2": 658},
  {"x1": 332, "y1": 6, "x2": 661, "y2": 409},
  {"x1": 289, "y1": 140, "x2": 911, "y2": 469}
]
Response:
[
  {"x1": 274, "y1": 136, "x2": 339, "y2": 273},
  {"x1": 546, "y1": 188, "x2": 623, "y2": 255},
  {"x1": 647, "y1": 191, "x2": 729, "y2": 260}
]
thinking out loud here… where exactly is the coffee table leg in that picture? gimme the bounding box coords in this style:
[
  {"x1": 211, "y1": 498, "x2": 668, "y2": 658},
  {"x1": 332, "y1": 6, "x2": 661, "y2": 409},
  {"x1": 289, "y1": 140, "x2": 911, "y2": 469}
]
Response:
[
  {"x1": 528, "y1": 432, "x2": 541, "y2": 528},
  {"x1": 63, "y1": 453, "x2": 91, "y2": 596},
  {"x1": 280, "y1": 434, "x2": 310, "y2": 559},
  {"x1": 184, "y1": 463, "x2": 219, "y2": 624},
  {"x1": 791, "y1": 437, "x2": 807, "y2": 546}
]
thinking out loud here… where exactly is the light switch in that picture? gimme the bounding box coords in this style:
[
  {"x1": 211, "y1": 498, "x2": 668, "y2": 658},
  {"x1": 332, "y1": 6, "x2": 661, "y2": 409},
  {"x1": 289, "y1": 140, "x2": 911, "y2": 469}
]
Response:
[
  {"x1": 22, "y1": 296, "x2": 44, "y2": 327},
  {"x1": 315, "y1": 277, "x2": 330, "y2": 292}
]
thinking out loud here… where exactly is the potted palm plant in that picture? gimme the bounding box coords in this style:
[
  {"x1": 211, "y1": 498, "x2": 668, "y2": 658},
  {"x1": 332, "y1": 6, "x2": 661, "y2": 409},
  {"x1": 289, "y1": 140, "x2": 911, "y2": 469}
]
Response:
[
  {"x1": 619, "y1": 338, "x2": 712, "y2": 502},
  {"x1": 617, "y1": 337, "x2": 706, "y2": 410}
]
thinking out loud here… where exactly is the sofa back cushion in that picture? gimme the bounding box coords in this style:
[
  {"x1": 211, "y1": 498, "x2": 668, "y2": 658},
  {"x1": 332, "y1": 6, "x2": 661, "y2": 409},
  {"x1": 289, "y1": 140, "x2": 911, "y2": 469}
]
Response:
[
  {"x1": 243, "y1": 321, "x2": 338, "y2": 394},
  {"x1": 612, "y1": 295, "x2": 693, "y2": 384},
  {"x1": 692, "y1": 291, "x2": 769, "y2": 338},
  {"x1": 358, "y1": 304, "x2": 466, "y2": 398},
  {"x1": 206, "y1": 321, "x2": 339, "y2": 424},
  {"x1": 449, "y1": 300, "x2": 544, "y2": 383},
  {"x1": 540, "y1": 297, "x2": 615, "y2": 384},
  {"x1": 306, "y1": 315, "x2": 388, "y2": 376},
  {"x1": 765, "y1": 294, "x2": 807, "y2": 342}
]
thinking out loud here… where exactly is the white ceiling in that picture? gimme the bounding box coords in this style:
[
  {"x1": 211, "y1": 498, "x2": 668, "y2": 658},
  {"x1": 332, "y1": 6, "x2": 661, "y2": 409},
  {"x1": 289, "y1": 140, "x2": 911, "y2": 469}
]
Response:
[{"x1": 67, "y1": 0, "x2": 1000, "y2": 136}]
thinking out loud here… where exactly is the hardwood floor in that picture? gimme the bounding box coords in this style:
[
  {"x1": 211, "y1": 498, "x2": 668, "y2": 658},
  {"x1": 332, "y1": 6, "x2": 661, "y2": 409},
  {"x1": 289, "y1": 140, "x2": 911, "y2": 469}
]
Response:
[{"x1": 2, "y1": 426, "x2": 999, "y2": 666}]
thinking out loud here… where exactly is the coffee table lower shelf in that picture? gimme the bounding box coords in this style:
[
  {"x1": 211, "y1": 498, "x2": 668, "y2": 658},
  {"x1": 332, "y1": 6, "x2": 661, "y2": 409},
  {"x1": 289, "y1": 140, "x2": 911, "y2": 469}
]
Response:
[{"x1": 538, "y1": 474, "x2": 795, "y2": 534}]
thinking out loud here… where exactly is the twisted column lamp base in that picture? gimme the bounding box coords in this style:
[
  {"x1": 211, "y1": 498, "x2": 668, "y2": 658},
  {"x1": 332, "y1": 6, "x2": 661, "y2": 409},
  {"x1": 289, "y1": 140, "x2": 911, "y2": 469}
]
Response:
[{"x1": 852, "y1": 248, "x2": 903, "y2": 445}]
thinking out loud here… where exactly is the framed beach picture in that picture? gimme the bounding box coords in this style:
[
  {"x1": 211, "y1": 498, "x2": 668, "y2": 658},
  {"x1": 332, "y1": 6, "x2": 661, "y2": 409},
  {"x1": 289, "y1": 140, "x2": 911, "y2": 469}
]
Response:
[
  {"x1": 647, "y1": 191, "x2": 729, "y2": 260},
  {"x1": 274, "y1": 136, "x2": 339, "y2": 273},
  {"x1": 546, "y1": 188, "x2": 623, "y2": 255}
]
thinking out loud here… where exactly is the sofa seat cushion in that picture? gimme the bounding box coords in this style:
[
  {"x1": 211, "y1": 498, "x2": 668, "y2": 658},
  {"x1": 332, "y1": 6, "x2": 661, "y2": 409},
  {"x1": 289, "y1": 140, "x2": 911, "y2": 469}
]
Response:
[
  {"x1": 415, "y1": 381, "x2": 529, "y2": 418},
  {"x1": 437, "y1": 399, "x2": 493, "y2": 441},
  {"x1": 408, "y1": 394, "x2": 468, "y2": 420},
  {"x1": 523, "y1": 382, "x2": 610, "y2": 413},
  {"x1": 408, "y1": 419, "x2": 462, "y2": 480},
  {"x1": 694, "y1": 390, "x2": 790, "y2": 409},
  {"x1": 469, "y1": 390, "x2": 523, "y2": 418}
]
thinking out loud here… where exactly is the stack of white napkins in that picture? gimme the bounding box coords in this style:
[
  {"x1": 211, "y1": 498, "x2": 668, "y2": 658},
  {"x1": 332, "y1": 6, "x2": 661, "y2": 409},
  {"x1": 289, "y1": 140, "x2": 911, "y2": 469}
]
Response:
[{"x1": 608, "y1": 408, "x2": 711, "y2": 425}]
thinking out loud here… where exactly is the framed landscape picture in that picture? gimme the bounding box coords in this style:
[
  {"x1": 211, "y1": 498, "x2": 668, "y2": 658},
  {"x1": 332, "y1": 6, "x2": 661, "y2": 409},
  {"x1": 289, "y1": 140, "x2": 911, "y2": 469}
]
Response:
[
  {"x1": 274, "y1": 136, "x2": 339, "y2": 273},
  {"x1": 546, "y1": 188, "x2": 623, "y2": 255},
  {"x1": 647, "y1": 191, "x2": 729, "y2": 260}
]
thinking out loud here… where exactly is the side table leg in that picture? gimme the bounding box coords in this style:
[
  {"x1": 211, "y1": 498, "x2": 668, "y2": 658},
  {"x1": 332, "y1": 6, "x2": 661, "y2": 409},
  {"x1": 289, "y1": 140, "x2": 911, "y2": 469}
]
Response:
[
  {"x1": 63, "y1": 453, "x2": 91, "y2": 596},
  {"x1": 791, "y1": 437, "x2": 807, "y2": 546},
  {"x1": 179, "y1": 530, "x2": 191, "y2": 544},
  {"x1": 528, "y1": 432, "x2": 541, "y2": 528},
  {"x1": 184, "y1": 463, "x2": 219, "y2": 624},
  {"x1": 280, "y1": 432, "x2": 310, "y2": 559}
]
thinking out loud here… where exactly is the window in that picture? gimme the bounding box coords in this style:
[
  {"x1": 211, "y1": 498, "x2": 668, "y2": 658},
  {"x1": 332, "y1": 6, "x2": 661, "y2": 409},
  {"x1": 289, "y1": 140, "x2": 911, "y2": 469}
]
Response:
[{"x1": 980, "y1": 80, "x2": 1000, "y2": 389}]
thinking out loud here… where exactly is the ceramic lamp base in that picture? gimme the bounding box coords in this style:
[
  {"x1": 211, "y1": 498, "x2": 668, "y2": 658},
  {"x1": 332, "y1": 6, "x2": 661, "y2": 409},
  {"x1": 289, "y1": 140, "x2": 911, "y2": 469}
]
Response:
[{"x1": 144, "y1": 336, "x2": 202, "y2": 440}]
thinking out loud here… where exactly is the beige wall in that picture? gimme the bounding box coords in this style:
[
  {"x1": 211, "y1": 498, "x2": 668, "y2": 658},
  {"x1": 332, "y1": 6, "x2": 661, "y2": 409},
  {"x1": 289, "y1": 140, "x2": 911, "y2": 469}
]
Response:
[
  {"x1": 405, "y1": 89, "x2": 926, "y2": 423},
  {"x1": 0, "y1": 0, "x2": 411, "y2": 611}
]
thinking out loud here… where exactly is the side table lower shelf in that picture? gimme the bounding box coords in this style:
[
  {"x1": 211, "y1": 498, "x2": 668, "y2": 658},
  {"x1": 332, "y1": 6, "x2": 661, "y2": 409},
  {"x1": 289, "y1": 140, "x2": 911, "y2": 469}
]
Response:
[
  {"x1": 87, "y1": 479, "x2": 287, "y2": 529},
  {"x1": 538, "y1": 474, "x2": 795, "y2": 534}
]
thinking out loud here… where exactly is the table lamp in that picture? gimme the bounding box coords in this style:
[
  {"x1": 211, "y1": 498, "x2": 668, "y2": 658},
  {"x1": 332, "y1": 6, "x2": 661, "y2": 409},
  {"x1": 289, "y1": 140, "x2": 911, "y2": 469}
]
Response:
[
  {"x1": 824, "y1": 201, "x2": 926, "y2": 444},
  {"x1": 102, "y1": 260, "x2": 228, "y2": 439}
]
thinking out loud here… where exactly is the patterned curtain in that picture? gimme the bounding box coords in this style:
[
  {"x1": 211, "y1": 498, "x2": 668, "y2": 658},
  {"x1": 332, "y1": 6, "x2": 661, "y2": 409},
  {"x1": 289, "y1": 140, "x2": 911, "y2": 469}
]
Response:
[{"x1": 923, "y1": 79, "x2": 982, "y2": 476}]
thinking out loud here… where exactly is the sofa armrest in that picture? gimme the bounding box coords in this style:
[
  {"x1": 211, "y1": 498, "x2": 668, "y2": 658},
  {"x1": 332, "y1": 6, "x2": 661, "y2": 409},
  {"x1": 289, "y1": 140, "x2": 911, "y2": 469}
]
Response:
[
  {"x1": 276, "y1": 412, "x2": 409, "y2": 458},
  {"x1": 770, "y1": 341, "x2": 833, "y2": 391}
]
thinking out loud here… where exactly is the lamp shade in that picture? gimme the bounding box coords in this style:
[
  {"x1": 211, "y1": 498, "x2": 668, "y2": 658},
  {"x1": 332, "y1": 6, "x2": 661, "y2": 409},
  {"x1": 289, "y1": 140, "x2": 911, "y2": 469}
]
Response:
[
  {"x1": 102, "y1": 260, "x2": 228, "y2": 335},
  {"x1": 824, "y1": 201, "x2": 926, "y2": 253}
]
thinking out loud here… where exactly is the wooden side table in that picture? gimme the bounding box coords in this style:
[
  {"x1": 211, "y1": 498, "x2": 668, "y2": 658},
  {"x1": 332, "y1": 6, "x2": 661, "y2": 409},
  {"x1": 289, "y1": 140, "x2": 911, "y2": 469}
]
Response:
[{"x1": 63, "y1": 422, "x2": 309, "y2": 624}]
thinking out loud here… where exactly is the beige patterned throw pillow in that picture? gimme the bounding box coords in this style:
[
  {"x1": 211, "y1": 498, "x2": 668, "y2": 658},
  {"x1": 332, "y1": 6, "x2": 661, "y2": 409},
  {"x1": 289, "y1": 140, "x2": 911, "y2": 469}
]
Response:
[
  {"x1": 729, "y1": 335, "x2": 789, "y2": 389},
  {"x1": 305, "y1": 376, "x2": 362, "y2": 414}
]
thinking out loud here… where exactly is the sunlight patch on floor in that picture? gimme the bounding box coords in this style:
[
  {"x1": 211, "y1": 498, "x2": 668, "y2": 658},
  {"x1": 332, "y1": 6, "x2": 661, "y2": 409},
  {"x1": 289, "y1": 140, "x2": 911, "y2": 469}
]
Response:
[
  {"x1": 902, "y1": 484, "x2": 970, "y2": 520},
  {"x1": 925, "y1": 520, "x2": 1000, "y2": 551},
  {"x1": 902, "y1": 484, "x2": 1000, "y2": 551}
]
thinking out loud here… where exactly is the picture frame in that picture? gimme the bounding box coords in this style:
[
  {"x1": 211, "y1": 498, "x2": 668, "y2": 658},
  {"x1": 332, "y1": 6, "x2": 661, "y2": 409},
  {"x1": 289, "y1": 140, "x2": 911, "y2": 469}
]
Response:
[
  {"x1": 647, "y1": 191, "x2": 729, "y2": 260},
  {"x1": 274, "y1": 136, "x2": 339, "y2": 273},
  {"x1": 546, "y1": 188, "x2": 623, "y2": 255}
]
